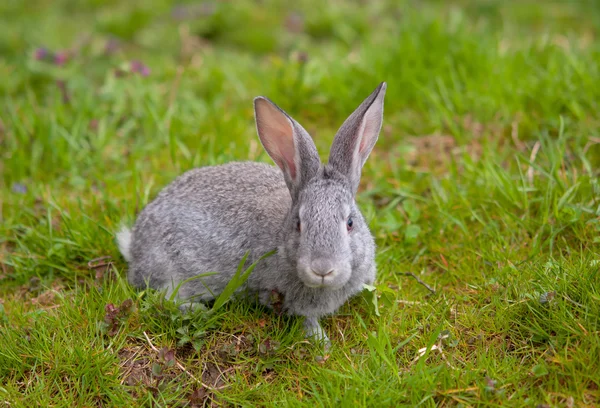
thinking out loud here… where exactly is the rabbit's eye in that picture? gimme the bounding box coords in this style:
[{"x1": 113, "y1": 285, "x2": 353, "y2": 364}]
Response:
[
  {"x1": 346, "y1": 217, "x2": 353, "y2": 232},
  {"x1": 297, "y1": 220, "x2": 301, "y2": 232}
]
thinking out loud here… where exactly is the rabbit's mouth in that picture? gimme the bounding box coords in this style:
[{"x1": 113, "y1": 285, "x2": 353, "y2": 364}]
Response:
[{"x1": 297, "y1": 259, "x2": 352, "y2": 290}]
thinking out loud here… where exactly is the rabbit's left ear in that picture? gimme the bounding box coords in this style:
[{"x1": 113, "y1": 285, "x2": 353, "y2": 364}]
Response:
[
  {"x1": 254, "y1": 96, "x2": 321, "y2": 200},
  {"x1": 328, "y1": 82, "x2": 386, "y2": 194}
]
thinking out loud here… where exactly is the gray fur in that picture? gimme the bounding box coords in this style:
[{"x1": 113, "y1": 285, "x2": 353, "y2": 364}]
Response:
[{"x1": 118, "y1": 82, "x2": 387, "y2": 346}]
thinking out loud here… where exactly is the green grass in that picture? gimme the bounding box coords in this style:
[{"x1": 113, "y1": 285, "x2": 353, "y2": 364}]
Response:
[{"x1": 1, "y1": 0, "x2": 600, "y2": 406}]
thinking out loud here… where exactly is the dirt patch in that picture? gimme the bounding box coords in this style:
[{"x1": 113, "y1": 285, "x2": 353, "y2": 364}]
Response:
[
  {"x1": 405, "y1": 133, "x2": 459, "y2": 169},
  {"x1": 404, "y1": 128, "x2": 488, "y2": 173},
  {"x1": 21, "y1": 280, "x2": 65, "y2": 311},
  {"x1": 29, "y1": 289, "x2": 59, "y2": 308},
  {"x1": 118, "y1": 344, "x2": 187, "y2": 400},
  {"x1": 87, "y1": 255, "x2": 117, "y2": 284},
  {"x1": 0, "y1": 241, "x2": 16, "y2": 281},
  {"x1": 118, "y1": 336, "x2": 237, "y2": 406},
  {"x1": 119, "y1": 346, "x2": 155, "y2": 388},
  {"x1": 376, "y1": 115, "x2": 529, "y2": 175}
]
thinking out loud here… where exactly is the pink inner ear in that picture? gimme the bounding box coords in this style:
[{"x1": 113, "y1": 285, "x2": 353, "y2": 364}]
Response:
[
  {"x1": 256, "y1": 99, "x2": 298, "y2": 181},
  {"x1": 358, "y1": 121, "x2": 375, "y2": 153},
  {"x1": 277, "y1": 132, "x2": 297, "y2": 179},
  {"x1": 358, "y1": 103, "x2": 383, "y2": 155}
]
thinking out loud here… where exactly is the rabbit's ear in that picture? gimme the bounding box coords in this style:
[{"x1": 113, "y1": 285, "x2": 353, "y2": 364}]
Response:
[
  {"x1": 254, "y1": 97, "x2": 320, "y2": 199},
  {"x1": 328, "y1": 82, "x2": 386, "y2": 194}
]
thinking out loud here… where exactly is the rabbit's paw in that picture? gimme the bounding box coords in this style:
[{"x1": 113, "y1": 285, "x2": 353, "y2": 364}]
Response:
[{"x1": 303, "y1": 316, "x2": 331, "y2": 351}]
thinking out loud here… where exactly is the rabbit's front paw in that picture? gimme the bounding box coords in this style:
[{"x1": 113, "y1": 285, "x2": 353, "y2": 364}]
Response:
[
  {"x1": 303, "y1": 316, "x2": 331, "y2": 350},
  {"x1": 178, "y1": 301, "x2": 204, "y2": 313}
]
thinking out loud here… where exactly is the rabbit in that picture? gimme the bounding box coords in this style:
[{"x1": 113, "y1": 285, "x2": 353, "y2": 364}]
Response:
[{"x1": 117, "y1": 82, "x2": 387, "y2": 346}]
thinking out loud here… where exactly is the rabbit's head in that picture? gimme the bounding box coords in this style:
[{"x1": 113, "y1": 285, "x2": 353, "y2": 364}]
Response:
[{"x1": 254, "y1": 83, "x2": 386, "y2": 290}]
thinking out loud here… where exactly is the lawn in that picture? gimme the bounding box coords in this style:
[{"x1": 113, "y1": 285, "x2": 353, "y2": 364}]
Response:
[{"x1": 1, "y1": 0, "x2": 600, "y2": 406}]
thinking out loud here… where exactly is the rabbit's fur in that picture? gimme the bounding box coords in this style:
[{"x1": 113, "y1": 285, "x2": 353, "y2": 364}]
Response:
[{"x1": 118, "y1": 82, "x2": 387, "y2": 345}]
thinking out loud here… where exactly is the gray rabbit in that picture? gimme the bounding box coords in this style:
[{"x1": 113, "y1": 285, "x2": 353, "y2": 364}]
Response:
[{"x1": 118, "y1": 82, "x2": 387, "y2": 345}]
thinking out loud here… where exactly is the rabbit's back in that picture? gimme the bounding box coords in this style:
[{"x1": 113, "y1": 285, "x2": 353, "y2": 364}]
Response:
[{"x1": 127, "y1": 162, "x2": 291, "y2": 299}]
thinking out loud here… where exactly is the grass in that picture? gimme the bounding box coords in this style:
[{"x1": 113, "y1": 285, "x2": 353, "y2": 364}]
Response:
[{"x1": 1, "y1": 0, "x2": 599, "y2": 406}]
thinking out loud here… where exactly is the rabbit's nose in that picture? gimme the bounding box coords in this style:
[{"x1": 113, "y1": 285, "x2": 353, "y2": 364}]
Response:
[{"x1": 310, "y1": 259, "x2": 335, "y2": 277}]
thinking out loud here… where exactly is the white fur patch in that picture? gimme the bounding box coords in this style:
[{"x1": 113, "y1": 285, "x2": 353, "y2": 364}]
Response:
[{"x1": 116, "y1": 227, "x2": 133, "y2": 262}]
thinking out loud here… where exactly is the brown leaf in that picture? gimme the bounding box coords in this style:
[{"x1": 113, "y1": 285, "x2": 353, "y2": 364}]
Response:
[{"x1": 188, "y1": 387, "x2": 207, "y2": 406}]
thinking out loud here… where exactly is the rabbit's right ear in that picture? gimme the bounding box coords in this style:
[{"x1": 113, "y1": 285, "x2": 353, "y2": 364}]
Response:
[
  {"x1": 328, "y1": 82, "x2": 386, "y2": 195},
  {"x1": 254, "y1": 97, "x2": 320, "y2": 199}
]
